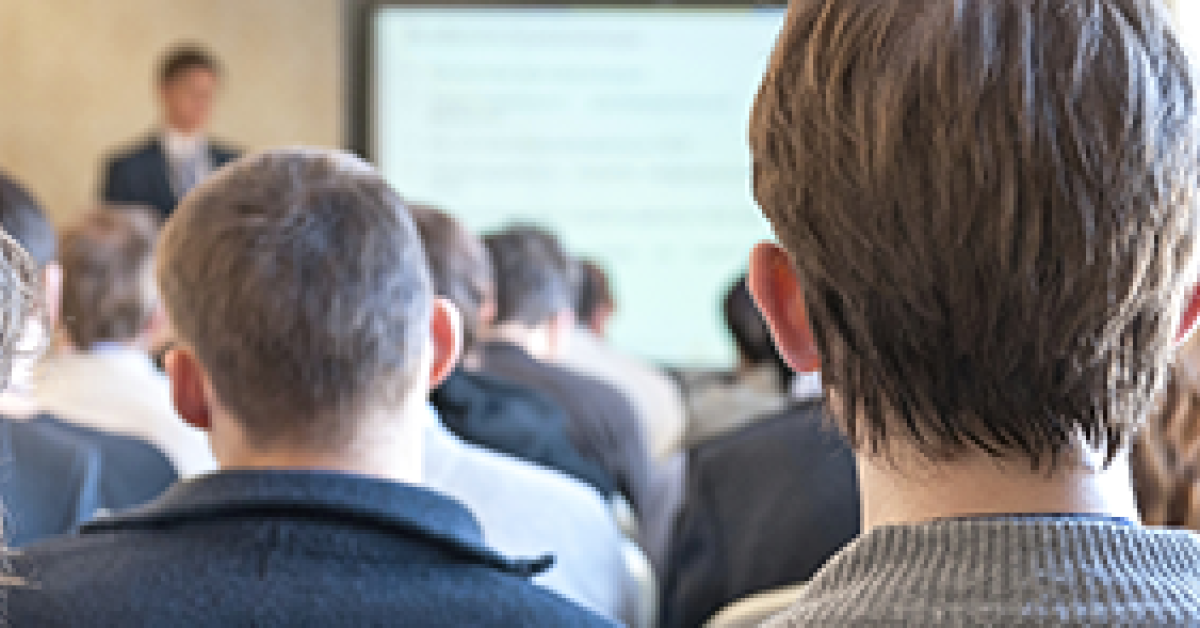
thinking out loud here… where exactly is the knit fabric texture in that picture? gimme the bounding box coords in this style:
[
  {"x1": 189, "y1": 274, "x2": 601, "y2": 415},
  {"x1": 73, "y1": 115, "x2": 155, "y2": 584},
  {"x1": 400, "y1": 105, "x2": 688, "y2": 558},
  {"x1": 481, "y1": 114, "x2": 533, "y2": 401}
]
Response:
[{"x1": 765, "y1": 518, "x2": 1200, "y2": 627}]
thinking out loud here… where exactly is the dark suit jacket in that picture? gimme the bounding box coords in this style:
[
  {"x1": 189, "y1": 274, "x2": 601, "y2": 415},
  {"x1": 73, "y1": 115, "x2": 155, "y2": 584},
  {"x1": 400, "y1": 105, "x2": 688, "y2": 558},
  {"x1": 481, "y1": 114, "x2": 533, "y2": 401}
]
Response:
[
  {"x1": 101, "y1": 135, "x2": 240, "y2": 219},
  {"x1": 0, "y1": 417, "x2": 104, "y2": 547},
  {"x1": 661, "y1": 400, "x2": 860, "y2": 628},
  {"x1": 11, "y1": 470, "x2": 616, "y2": 627},
  {"x1": 478, "y1": 341, "x2": 656, "y2": 520},
  {"x1": 34, "y1": 415, "x2": 177, "y2": 511},
  {"x1": 432, "y1": 368, "x2": 618, "y2": 497}
]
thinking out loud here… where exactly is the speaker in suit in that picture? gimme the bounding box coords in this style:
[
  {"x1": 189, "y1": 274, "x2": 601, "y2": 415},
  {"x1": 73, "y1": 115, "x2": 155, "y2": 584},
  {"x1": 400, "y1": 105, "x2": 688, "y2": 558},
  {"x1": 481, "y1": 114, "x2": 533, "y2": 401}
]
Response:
[{"x1": 101, "y1": 136, "x2": 240, "y2": 219}]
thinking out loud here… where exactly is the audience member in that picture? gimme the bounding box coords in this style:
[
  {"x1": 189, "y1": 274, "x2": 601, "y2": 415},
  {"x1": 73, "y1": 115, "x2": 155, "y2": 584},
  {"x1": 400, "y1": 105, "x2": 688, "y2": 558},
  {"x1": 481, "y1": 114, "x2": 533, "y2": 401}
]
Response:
[
  {"x1": 1133, "y1": 326, "x2": 1200, "y2": 529},
  {"x1": 0, "y1": 172, "x2": 175, "y2": 542},
  {"x1": 421, "y1": 403, "x2": 641, "y2": 623},
  {"x1": 662, "y1": 402, "x2": 858, "y2": 628},
  {"x1": 1133, "y1": 368, "x2": 1200, "y2": 528},
  {"x1": 34, "y1": 206, "x2": 216, "y2": 476},
  {"x1": 101, "y1": 44, "x2": 240, "y2": 219},
  {"x1": 747, "y1": 0, "x2": 1200, "y2": 624},
  {"x1": 479, "y1": 226, "x2": 682, "y2": 568},
  {"x1": 561, "y1": 260, "x2": 688, "y2": 461},
  {"x1": 10, "y1": 149, "x2": 614, "y2": 626},
  {"x1": 685, "y1": 276, "x2": 792, "y2": 447},
  {"x1": 411, "y1": 205, "x2": 617, "y2": 497},
  {"x1": 479, "y1": 227, "x2": 656, "y2": 513}
]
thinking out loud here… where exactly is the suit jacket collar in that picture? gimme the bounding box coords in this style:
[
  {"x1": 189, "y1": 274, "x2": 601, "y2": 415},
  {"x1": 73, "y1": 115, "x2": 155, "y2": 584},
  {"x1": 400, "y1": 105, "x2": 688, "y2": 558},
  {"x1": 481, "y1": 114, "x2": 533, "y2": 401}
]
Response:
[{"x1": 81, "y1": 469, "x2": 554, "y2": 577}]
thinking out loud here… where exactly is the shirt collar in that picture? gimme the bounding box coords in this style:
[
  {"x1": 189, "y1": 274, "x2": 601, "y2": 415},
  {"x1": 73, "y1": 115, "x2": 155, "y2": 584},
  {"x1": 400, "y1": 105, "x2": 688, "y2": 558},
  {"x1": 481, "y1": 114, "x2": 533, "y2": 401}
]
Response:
[
  {"x1": 791, "y1": 371, "x2": 824, "y2": 402},
  {"x1": 81, "y1": 469, "x2": 554, "y2": 577},
  {"x1": 161, "y1": 128, "x2": 208, "y2": 160}
]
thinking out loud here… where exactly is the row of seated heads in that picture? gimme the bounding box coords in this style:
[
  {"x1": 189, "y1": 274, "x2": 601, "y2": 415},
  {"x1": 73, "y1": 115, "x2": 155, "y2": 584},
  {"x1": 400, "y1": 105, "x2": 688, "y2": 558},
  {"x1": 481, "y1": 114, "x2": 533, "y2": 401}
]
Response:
[{"x1": 2, "y1": 0, "x2": 1200, "y2": 500}]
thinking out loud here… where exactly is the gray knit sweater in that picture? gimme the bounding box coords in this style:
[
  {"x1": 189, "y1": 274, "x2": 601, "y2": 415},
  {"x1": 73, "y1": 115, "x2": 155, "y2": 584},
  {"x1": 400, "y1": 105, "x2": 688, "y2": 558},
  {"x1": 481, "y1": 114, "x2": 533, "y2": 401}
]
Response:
[{"x1": 764, "y1": 519, "x2": 1200, "y2": 626}]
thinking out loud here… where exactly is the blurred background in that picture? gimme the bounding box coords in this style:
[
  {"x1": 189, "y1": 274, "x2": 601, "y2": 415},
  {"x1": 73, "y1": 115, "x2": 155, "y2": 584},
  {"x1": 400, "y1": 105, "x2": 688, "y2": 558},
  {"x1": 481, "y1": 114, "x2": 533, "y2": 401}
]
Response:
[{"x1": 0, "y1": 0, "x2": 1191, "y2": 367}]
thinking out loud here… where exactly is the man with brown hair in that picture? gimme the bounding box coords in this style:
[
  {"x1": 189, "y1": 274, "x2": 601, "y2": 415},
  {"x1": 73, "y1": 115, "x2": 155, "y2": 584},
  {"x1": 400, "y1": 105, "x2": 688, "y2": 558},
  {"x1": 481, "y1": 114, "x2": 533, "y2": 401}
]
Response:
[
  {"x1": 102, "y1": 44, "x2": 241, "y2": 219},
  {"x1": 33, "y1": 206, "x2": 216, "y2": 476},
  {"x1": 10, "y1": 149, "x2": 613, "y2": 627},
  {"x1": 747, "y1": 0, "x2": 1200, "y2": 624}
]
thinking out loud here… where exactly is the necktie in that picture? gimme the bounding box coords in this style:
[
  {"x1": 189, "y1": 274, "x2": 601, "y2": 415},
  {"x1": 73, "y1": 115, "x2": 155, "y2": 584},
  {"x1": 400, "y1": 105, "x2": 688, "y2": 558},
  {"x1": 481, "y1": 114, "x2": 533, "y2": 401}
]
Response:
[{"x1": 174, "y1": 150, "x2": 205, "y2": 198}]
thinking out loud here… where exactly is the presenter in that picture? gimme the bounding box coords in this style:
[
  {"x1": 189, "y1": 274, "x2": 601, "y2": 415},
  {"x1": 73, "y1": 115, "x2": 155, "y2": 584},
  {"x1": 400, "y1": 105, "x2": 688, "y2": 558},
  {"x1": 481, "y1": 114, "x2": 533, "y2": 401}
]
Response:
[{"x1": 101, "y1": 44, "x2": 241, "y2": 219}]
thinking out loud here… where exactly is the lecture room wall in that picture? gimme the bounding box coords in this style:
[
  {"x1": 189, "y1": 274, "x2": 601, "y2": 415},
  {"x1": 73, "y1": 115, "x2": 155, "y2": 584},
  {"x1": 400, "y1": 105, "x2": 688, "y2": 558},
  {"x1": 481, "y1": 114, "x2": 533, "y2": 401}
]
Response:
[{"x1": 0, "y1": 0, "x2": 344, "y2": 224}]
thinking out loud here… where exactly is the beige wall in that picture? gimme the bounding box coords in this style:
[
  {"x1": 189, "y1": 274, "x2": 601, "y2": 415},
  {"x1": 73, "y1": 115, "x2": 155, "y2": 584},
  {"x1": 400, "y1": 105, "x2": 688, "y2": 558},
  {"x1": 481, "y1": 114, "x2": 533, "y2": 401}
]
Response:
[{"x1": 0, "y1": 0, "x2": 345, "y2": 224}]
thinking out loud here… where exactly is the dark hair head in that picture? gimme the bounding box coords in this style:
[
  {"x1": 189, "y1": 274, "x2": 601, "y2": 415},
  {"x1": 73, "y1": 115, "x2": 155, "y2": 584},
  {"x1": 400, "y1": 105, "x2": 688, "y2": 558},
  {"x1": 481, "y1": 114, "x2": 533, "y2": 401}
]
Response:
[
  {"x1": 724, "y1": 275, "x2": 788, "y2": 385},
  {"x1": 157, "y1": 149, "x2": 432, "y2": 450},
  {"x1": 750, "y1": 0, "x2": 1200, "y2": 467},
  {"x1": 410, "y1": 205, "x2": 494, "y2": 352},
  {"x1": 60, "y1": 207, "x2": 159, "y2": 349},
  {"x1": 575, "y1": 260, "x2": 614, "y2": 325},
  {"x1": 484, "y1": 225, "x2": 574, "y2": 327},
  {"x1": 0, "y1": 172, "x2": 56, "y2": 268},
  {"x1": 158, "y1": 43, "x2": 221, "y2": 85}
]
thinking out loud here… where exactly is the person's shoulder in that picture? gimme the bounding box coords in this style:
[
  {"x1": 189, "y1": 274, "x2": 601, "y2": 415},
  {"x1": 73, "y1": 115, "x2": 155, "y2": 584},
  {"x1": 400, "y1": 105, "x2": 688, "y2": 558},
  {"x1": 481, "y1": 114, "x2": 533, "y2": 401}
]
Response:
[
  {"x1": 458, "y1": 369, "x2": 568, "y2": 418},
  {"x1": 104, "y1": 136, "x2": 160, "y2": 167}
]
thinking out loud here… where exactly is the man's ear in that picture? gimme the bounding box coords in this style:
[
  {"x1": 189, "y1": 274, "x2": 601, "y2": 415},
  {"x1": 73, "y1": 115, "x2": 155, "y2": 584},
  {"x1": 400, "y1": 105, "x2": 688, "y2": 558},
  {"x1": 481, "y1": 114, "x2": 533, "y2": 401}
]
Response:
[
  {"x1": 748, "y1": 242, "x2": 821, "y2": 373},
  {"x1": 165, "y1": 346, "x2": 212, "y2": 431},
  {"x1": 1180, "y1": 287, "x2": 1200, "y2": 345},
  {"x1": 429, "y1": 298, "x2": 464, "y2": 390}
]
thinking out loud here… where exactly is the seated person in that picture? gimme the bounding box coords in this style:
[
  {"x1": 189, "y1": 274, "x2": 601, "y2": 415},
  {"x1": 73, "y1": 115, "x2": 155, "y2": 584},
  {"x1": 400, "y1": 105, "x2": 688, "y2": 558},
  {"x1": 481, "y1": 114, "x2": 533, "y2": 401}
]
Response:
[
  {"x1": 748, "y1": 0, "x2": 1200, "y2": 624},
  {"x1": 0, "y1": 173, "x2": 173, "y2": 539},
  {"x1": 9, "y1": 149, "x2": 614, "y2": 627},
  {"x1": 479, "y1": 226, "x2": 682, "y2": 566},
  {"x1": 34, "y1": 206, "x2": 216, "y2": 476},
  {"x1": 421, "y1": 402, "x2": 640, "y2": 623},
  {"x1": 662, "y1": 399, "x2": 858, "y2": 627},
  {"x1": 560, "y1": 260, "x2": 688, "y2": 461},
  {"x1": 685, "y1": 276, "x2": 792, "y2": 447},
  {"x1": 411, "y1": 205, "x2": 616, "y2": 497}
]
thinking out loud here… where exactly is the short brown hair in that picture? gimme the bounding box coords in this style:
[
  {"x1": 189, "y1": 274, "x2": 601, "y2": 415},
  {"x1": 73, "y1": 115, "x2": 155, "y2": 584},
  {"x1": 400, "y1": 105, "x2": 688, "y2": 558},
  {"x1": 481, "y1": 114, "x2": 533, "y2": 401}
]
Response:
[
  {"x1": 158, "y1": 43, "x2": 221, "y2": 85},
  {"x1": 157, "y1": 149, "x2": 432, "y2": 449},
  {"x1": 484, "y1": 226, "x2": 575, "y2": 327},
  {"x1": 750, "y1": 0, "x2": 1200, "y2": 466},
  {"x1": 410, "y1": 205, "x2": 494, "y2": 352},
  {"x1": 575, "y1": 260, "x2": 613, "y2": 324},
  {"x1": 60, "y1": 206, "x2": 159, "y2": 349}
]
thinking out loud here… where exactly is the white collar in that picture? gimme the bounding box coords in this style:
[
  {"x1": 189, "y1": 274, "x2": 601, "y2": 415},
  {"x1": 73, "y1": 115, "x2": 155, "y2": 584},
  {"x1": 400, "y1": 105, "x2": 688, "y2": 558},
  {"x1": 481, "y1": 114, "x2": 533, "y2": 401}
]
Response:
[
  {"x1": 791, "y1": 371, "x2": 824, "y2": 402},
  {"x1": 162, "y1": 128, "x2": 208, "y2": 159}
]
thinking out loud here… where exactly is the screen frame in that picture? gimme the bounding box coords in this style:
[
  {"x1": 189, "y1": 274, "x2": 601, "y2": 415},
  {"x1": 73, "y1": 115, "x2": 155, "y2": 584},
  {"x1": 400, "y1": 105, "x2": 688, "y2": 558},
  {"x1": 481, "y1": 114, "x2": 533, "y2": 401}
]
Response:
[{"x1": 346, "y1": 0, "x2": 785, "y2": 159}]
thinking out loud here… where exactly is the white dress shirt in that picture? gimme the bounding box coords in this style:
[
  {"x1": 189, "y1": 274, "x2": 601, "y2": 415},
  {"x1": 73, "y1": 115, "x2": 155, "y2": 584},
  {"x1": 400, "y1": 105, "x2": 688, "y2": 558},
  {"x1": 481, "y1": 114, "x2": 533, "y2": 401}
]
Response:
[
  {"x1": 421, "y1": 404, "x2": 639, "y2": 624},
  {"x1": 32, "y1": 346, "x2": 217, "y2": 477}
]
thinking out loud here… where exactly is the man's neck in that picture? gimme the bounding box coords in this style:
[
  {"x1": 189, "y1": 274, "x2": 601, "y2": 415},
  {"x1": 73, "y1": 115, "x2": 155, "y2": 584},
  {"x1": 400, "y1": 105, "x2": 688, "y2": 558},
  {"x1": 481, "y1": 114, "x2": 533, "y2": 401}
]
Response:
[
  {"x1": 857, "y1": 445, "x2": 1141, "y2": 529},
  {"x1": 214, "y1": 403, "x2": 426, "y2": 485}
]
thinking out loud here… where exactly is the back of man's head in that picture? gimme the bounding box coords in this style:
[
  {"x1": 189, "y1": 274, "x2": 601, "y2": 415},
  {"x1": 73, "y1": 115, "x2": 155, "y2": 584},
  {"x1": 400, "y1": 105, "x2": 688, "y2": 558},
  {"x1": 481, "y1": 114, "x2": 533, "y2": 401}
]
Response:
[
  {"x1": 750, "y1": 0, "x2": 1199, "y2": 466},
  {"x1": 484, "y1": 226, "x2": 575, "y2": 328},
  {"x1": 724, "y1": 276, "x2": 789, "y2": 382},
  {"x1": 410, "y1": 205, "x2": 494, "y2": 352},
  {"x1": 575, "y1": 260, "x2": 614, "y2": 332},
  {"x1": 156, "y1": 149, "x2": 433, "y2": 449},
  {"x1": 60, "y1": 207, "x2": 159, "y2": 350},
  {"x1": 0, "y1": 172, "x2": 56, "y2": 270}
]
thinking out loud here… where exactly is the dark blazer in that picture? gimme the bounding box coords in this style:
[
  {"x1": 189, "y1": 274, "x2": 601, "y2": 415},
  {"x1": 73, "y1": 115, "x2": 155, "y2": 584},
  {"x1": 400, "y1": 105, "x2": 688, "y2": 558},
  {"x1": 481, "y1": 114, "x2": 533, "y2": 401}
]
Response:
[
  {"x1": 0, "y1": 417, "x2": 104, "y2": 547},
  {"x1": 10, "y1": 470, "x2": 616, "y2": 627},
  {"x1": 33, "y1": 415, "x2": 178, "y2": 511},
  {"x1": 432, "y1": 368, "x2": 618, "y2": 497},
  {"x1": 101, "y1": 135, "x2": 240, "y2": 219},
  {"x1": 661, "y1": 400, "x2": 861, "y2": 628},
  {"x1": 478, "y1": 341, "x2": 656, "y2": 520}
]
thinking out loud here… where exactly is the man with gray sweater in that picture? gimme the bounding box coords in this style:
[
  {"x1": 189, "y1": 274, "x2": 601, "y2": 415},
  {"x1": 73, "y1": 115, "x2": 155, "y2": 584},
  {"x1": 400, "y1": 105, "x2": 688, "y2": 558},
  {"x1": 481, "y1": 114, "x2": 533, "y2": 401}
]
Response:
[{"x1": 747, "y1": 0, "x2": 1200, "y2": 625}]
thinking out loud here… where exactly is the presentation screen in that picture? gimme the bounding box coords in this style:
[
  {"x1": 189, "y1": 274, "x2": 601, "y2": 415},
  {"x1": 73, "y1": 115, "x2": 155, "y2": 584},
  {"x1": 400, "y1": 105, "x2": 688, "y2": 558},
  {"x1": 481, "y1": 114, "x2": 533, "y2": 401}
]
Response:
[{"x1": 373, "y1": 6, "x2": 785, "y2": 365}]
